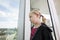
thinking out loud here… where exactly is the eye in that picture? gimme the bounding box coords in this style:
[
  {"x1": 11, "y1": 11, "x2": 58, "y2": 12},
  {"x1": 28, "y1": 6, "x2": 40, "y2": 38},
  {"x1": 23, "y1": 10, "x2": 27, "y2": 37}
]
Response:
[{"x1": 29, "y1": 16, "x2": 32, "y2": 18}]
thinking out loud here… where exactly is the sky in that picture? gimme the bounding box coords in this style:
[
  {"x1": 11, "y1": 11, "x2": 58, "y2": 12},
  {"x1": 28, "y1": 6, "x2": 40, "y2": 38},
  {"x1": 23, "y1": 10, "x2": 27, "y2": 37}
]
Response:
[{"x1": 0, "y1": 0, "x2": 20, "y2": 28}]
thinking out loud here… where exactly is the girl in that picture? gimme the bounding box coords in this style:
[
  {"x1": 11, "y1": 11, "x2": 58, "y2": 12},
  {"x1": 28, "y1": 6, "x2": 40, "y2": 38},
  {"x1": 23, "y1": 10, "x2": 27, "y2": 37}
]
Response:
[{"x1": 29, "y1": 9, "x2": 53, "y2": 40}]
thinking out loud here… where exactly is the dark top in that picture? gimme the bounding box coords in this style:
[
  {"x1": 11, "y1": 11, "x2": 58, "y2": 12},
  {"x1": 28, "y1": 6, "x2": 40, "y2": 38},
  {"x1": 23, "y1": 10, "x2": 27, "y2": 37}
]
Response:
[
  {"x1": 30, "y1": 23, "x2": 53, "y2": 40},
  {"x1": 30, "y1": 28, "x2": 37, "y2": 40}
]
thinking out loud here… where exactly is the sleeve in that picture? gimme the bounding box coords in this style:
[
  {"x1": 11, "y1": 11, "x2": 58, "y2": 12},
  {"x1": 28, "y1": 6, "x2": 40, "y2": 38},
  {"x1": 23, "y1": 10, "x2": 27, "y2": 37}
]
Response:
[{"x1": 42, "y1": 29, "x2": 53, "y2": 40}]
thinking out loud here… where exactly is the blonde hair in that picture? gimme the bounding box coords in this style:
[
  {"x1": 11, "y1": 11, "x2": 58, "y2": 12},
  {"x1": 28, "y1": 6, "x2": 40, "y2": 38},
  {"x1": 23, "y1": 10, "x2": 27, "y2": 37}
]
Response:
[
  {"x1": 29, "y1": 9, "x2": 40, "y2": 16},
  {"x1": 29, "y1": 9, "x2": 46, "y2": 23}
]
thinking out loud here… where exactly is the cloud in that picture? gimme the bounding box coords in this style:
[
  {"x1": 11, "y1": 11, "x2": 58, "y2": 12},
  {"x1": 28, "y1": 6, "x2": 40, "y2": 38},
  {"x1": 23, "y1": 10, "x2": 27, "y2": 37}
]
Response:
[
  {"x1": 0, "y1": 10, "x2": 19, "y2": 22},
  {"x1": 0, "y1": 0, "x2": 19, "y2": 21},
  {"x1": 0, "y1": 5, "x2": 10, "y2": 13},
  {"x1": 0, "y1": 11, "x2": 7, "y2": 17},
  {"x1": 0, "y1": 0, "x2": 19, "y2": 28},
  {"x1": 0, "y1": 22, "x2": 18, "y2": 28},
  {"x1": 0, "y1": 0, "x2": 19, "y2": 12}
]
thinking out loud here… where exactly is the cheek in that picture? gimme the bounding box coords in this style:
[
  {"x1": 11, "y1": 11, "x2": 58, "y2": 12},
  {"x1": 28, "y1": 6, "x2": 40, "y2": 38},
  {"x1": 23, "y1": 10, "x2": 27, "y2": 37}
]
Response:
[
  {"x1": 30, "y1": 18, "x2": 34, "y2": 22},
  {"x1": 34, "y1": 18, "x2": 37, "y2": 22},
  {"x1": 31, "y1": 18, "x2": 37, "y2": 23}
]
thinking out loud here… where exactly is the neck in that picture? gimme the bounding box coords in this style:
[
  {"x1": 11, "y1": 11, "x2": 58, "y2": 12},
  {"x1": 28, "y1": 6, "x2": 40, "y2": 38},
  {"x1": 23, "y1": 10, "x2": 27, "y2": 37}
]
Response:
[{"x1": 34, "y1": 21, "x2": 41, "y2": 28}]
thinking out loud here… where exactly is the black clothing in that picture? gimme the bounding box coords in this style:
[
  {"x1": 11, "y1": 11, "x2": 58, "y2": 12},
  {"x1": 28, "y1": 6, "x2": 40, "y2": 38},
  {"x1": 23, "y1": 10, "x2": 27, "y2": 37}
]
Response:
[{"x1": 31, "y1": 23, "x2": 53, "y2": 40}]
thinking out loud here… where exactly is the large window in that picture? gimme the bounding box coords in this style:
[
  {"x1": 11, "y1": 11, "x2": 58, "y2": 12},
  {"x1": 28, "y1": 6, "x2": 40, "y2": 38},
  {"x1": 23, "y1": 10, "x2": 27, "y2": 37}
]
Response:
[{"x1": 0, "y1": 0, "x2": 20, "y2": 40}]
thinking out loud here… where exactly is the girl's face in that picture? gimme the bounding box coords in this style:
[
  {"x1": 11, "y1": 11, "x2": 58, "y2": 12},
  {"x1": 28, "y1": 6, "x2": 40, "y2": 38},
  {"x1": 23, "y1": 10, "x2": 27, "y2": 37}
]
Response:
[{"x1": 29, "y1": 13, "x2": 40, "y2": 24}]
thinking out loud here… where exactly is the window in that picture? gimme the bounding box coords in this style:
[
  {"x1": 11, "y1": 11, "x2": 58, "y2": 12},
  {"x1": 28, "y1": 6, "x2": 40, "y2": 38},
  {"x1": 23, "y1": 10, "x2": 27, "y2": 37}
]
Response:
[{"x1": 0, "y1": 0, "x2": 20, "y2": 40}]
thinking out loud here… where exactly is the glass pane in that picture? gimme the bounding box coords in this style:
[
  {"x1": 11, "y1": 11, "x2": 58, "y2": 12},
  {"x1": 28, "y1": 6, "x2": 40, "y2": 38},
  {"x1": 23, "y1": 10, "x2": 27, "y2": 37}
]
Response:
[
  {"x1": 30, "y1": 0, "x2": 55, "y2": 40},
  {"x1": 0, "y1": 0, "x2": 19, "y2": 40},
  {"x1": 54, "y1": 0, "x2": 60, "y2": 24}
]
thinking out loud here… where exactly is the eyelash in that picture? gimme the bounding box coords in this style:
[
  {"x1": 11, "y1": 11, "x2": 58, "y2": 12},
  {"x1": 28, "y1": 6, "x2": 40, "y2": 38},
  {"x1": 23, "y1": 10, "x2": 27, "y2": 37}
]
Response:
[{"x1": 29, "y1": 16, "x2": 32, "y2": 18}]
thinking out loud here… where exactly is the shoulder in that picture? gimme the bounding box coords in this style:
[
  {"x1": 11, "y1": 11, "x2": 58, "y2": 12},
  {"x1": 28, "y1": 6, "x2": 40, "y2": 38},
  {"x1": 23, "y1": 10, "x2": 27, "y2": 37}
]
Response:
[{"x1": 39, "y1": 23, "x2": 52, "y2": 32}]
